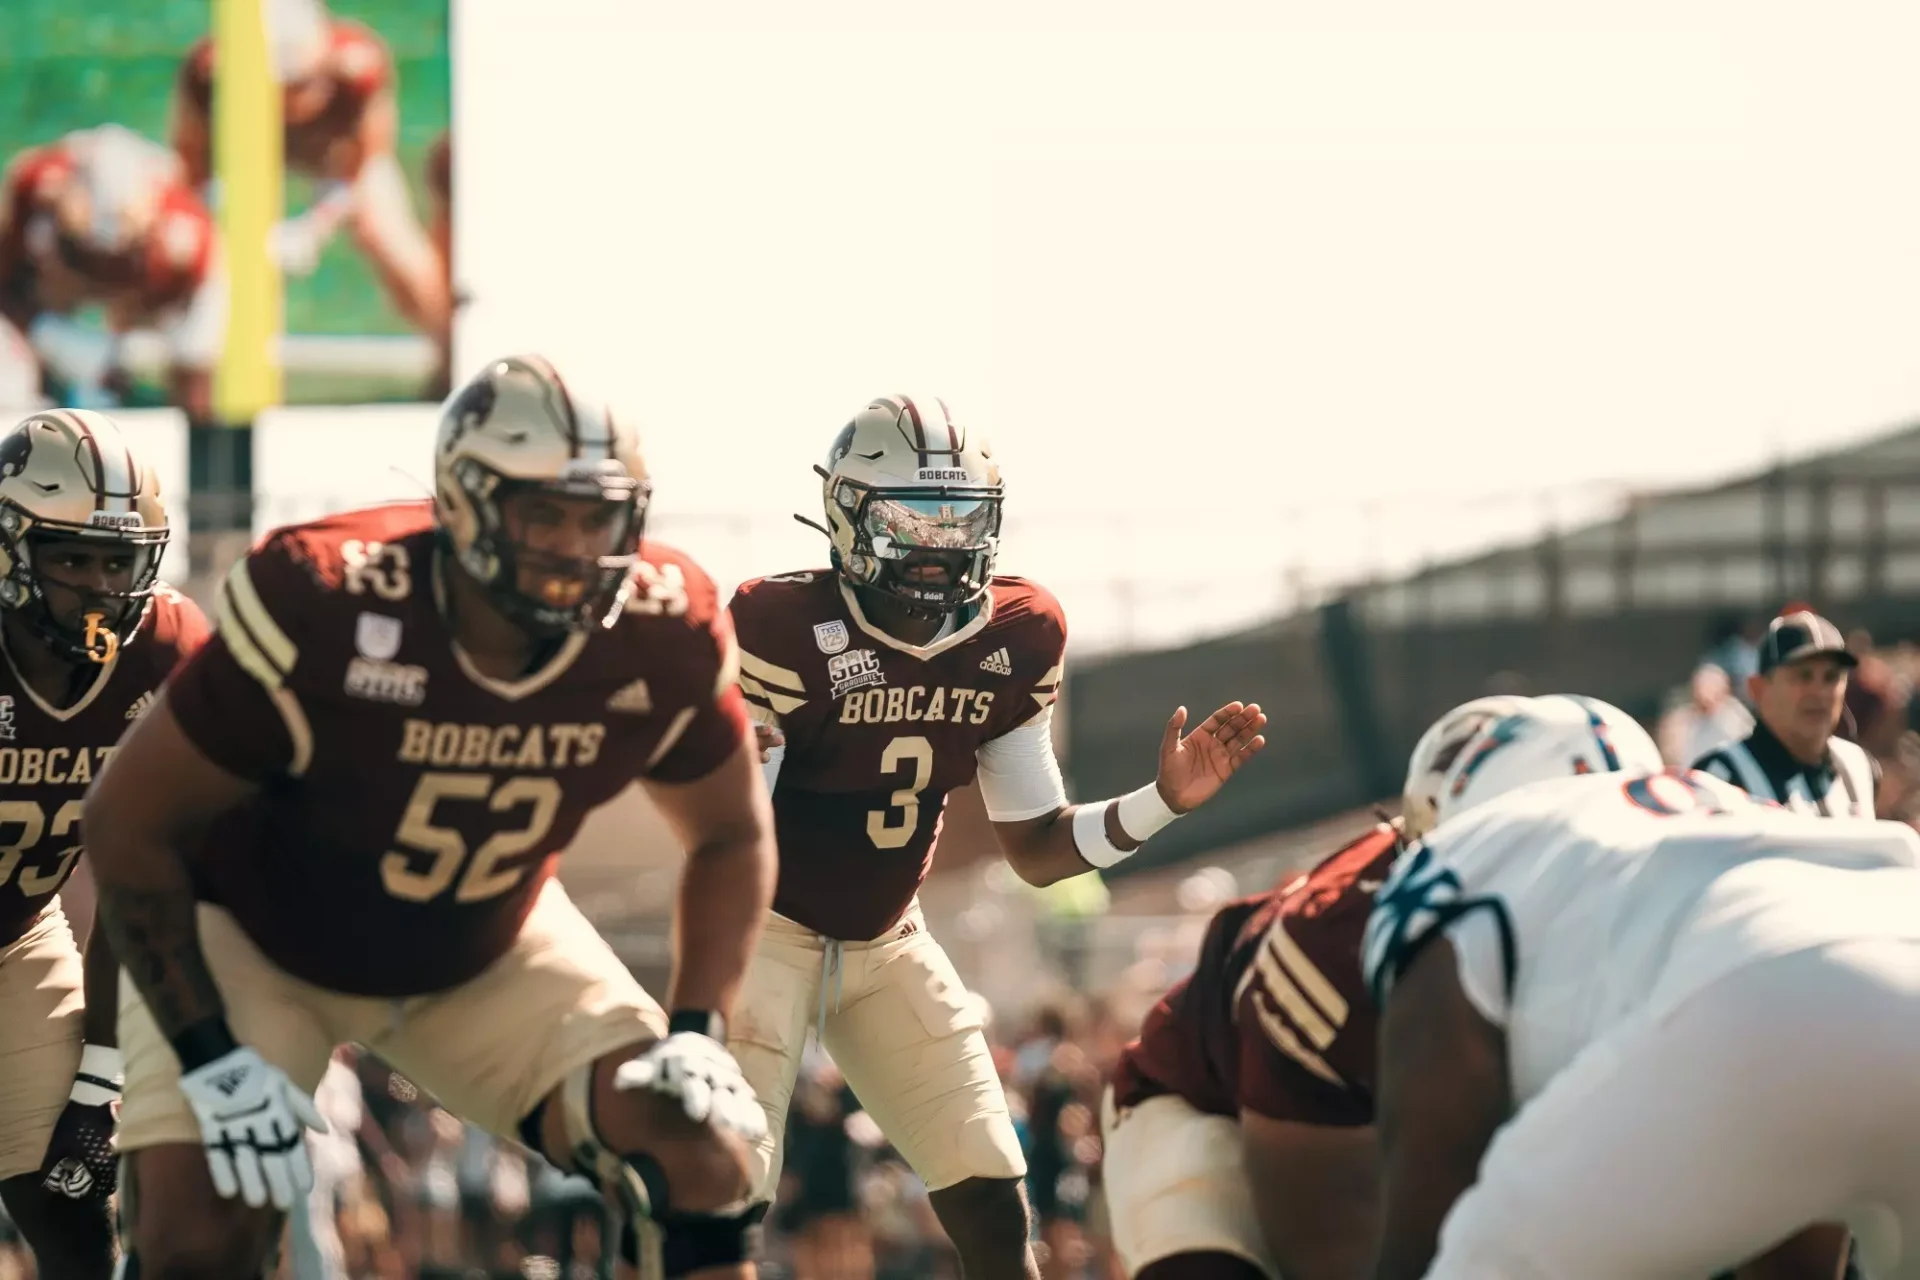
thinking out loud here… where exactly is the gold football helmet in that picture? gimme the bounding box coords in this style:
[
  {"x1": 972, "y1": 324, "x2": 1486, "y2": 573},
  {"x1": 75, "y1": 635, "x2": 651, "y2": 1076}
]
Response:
[
  {"x1": 0, "y1": 409, "x2": 169, "y2": 664},
  {"x1": 812, "y1": 394, "x2": 1003, "y2": 617},
  {"x1": 434, "y1": 355, "x2": 649, "y2": 634}
]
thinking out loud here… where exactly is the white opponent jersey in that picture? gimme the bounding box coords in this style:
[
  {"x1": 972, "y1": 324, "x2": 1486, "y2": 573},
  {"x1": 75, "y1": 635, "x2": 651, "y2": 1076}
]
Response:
[{"x1": 1363, "y1": 768, "x2": 1920, "y2": 1102}]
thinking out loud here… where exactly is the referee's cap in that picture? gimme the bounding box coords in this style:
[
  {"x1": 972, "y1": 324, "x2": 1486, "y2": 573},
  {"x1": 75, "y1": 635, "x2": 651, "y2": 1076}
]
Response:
[{"x1": 1758, "y1": 610, "x2": 1857, "y2": 675}]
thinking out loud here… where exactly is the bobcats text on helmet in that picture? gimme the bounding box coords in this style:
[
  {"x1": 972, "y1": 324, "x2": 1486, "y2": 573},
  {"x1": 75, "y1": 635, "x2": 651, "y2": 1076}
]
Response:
[
  {"x1": 1402, "y1": 693, "x2": 1662, "y2": 839},
  {"x1": 0, "y1": 409, "x2": 169, "y2": 665},
  {"x1": 433, "y1": 355, "x2": 649, "y2": 636},
  {"x1": 812, "y1": 394, "x2": 1003, "y2": 619}
]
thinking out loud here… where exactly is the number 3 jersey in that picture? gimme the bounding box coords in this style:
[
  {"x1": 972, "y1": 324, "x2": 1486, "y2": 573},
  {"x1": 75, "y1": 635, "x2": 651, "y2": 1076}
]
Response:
[
  {"x1": 1362, "y1": 769, "x2": 1920, "y2": 1103},
  {"x1": 0, "y1": 587, "x2": 208, "y2": 947},
  {"x1": 164, "y1": 500, "x2": 750, "y2": 998},
  {"x1": 729, "y1": 571, "x2": 1066, "y2": 941}
]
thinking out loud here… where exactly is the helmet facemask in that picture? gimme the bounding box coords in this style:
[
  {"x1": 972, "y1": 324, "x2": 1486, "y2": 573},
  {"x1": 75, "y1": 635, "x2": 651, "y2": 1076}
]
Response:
[
  {"x1": 444, "y1": 455, "x2": 649, "y2": 636},
  {"x1": 827, "y1": 477, "x2": 1001, "y2": 618},
  {"x1": 0, "y1": 505, "x2": 167, "y2": 665}
]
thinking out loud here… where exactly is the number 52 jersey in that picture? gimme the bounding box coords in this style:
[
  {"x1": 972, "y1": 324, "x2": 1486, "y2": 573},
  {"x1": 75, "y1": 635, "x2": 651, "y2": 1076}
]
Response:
[
  {"x1": 164, "y1": 501, "x2": 749, "y2": 998},
  {"x1": 729, "y1": 571, "x2": 1066, "y2": 941}
]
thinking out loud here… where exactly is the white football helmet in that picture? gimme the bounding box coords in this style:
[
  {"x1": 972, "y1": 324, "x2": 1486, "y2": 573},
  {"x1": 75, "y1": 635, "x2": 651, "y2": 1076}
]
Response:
[
  {"x1": 434, "y1": 355, "x2": 649, "y2": 634},
  {"x1": 1402, "y1": 693, "x2": 1662, "y2": 838},
  {"x1": 813, "y1": 393, "x2": 1003, "y2": 617},
  {"x1": 0, "y1": 409, "x2": 169, "y2": 664}
]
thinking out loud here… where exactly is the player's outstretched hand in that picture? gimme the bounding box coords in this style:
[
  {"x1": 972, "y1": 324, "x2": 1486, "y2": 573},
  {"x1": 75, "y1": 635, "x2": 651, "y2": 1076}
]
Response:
[
  {"x1": 613, "y1": 1033, "x2": 768, "y2": 1143},
  {"x1": 178, "y1": 1046, "x2": 327, "y2": 1210},
  {"x1": 751, "y1": 722, "x2": 785, "y2": 763},
  {"x1": 1156, "y1": 701, "x2": 1268, "y2": 813}
]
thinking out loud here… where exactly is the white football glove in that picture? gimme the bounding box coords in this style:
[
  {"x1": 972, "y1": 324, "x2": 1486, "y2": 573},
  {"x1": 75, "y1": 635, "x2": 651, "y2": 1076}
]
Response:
[
  {"x1": 177, "y1": 1046, "x2": 327, "y2": 1210},
  {"x1": 613, "y1": 1033, "x2": 767, "y2": 1143}
]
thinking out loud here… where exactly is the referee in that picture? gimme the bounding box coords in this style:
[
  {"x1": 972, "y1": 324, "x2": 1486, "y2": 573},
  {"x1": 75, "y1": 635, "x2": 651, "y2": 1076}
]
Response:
[{"x1": 1691, "y1": 609, "x2": 1875, "y2": 816}]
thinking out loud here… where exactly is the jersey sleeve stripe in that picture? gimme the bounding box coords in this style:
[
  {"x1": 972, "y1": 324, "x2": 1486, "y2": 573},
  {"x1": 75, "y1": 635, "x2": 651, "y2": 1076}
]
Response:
[
  {"x1": 213, "y1": 565, "x2": 315, "y2": 777},
  {"x1": 1274, "y1": 924, "x2": 1351, "y2": 1024},
  {"x1": 223, "y1": 557, "x2": 298, "y2": 675},
  {"x1": 739, "y1": 673, "x2": 806, "y2": 716},
  {"x1": 738, "y1": 649, "x2": 806, "y2": 695},
  {"x1": 1246, "y1": 994, "x2": 1344, "y2": 1086},
  {"x1": 645, "y1": 706, "x2": 699, "y2": 770},
  {"x1": 713, "y1": 628, "x2": 741, "y2": 699},
  {"x1": 1254, "y1": 936, "x2": 1343, "y2": 1049},
  {"x1": 1033, "y1": 662, "x2": 1063, "y2": 690}
]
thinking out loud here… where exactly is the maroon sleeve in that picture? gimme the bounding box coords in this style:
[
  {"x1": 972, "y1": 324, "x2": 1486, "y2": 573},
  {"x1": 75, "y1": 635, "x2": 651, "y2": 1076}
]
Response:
[
  {"x1": 163, "y1": 542, "x2": 304, "y2": 781},
  {"x1": 644, "y1": 564, "x2": 751, "y2": 785},
  {"x1": 1234, "y1": 887, "x2": 1380, "y2": 1126},
  {"x1": 1234, "y1": 826, "x2": 1399, "y2": 1124},
  {"x1": 991, "y1": 580, "x2": 1067, "y2": 737}
]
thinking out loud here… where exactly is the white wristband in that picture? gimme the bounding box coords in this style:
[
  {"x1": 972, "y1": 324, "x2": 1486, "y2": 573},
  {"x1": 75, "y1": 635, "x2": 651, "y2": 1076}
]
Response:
[
  {"x1": 1072, "y1": 800, "x2": 1129, "y2": 869},
  {"x1": 1115, "y1": 782, "x2": 1181, "y2": 843},
  {"x1": 71, "y1": 1043, "x2": 123, "y2": 1106}
]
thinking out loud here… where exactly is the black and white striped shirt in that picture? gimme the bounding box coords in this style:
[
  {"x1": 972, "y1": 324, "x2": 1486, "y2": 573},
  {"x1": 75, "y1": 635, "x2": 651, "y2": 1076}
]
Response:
[{"x1": 1691, "y1": 717, "x2": 1877, "y2": 819}]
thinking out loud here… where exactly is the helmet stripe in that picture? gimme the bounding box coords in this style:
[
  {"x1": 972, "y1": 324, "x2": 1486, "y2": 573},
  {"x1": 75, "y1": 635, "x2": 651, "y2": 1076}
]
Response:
[
  {"x1": 935, "y1": 396, "x2": 959, "y2": 453},
  {"x1": 900, "y1": 395, "x2": 930, "y2": 470},
  {"x1": 65, "y1": 410, "x2": 109, "y2": 511},
  {"x1": 1565, "y1": 695, "x2": 1621, "y2": 770}
]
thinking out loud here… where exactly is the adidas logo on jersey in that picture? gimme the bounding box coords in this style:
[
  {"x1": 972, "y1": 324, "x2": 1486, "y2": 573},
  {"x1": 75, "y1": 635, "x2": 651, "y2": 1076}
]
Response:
[
  {"x1": 125, "y1": 691, "x2": 155, "y2": 720},
  {"x1": 978, "y1": 648, "x2": 1013, "y2": 676},
  {"x1": 607, "y1": 678, "x2": 653, "y2": 715}
]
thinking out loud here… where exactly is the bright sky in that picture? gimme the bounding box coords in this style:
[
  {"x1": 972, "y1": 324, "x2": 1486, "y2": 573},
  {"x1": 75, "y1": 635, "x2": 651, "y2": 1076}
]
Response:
[{"x1": 452, "y1": 0, "x2": 1920, "y2": 652}]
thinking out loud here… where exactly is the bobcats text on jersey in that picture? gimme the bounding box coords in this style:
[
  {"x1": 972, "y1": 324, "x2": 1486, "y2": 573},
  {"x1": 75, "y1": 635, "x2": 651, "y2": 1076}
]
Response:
[
  {"x1": 0, "y1": 587, "x2": 206, "y2": 945},
  {"x1": 730, "y1": 571, "x2": 1064, "y2": 941},
  {"x1": 164, "y1": 501, "x2": 748, "y2": 996}
]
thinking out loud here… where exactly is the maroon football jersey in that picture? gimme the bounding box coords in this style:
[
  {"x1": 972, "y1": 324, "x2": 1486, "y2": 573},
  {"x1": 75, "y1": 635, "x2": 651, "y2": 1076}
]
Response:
[
  {"x1": 164, "y1": 501, "x2": 748, "y2": 997},
  {"x1": 730, "y1": 571, "x2": 1066, "y2": 941},
  {"x1": 0, "y1": 587, "x2": 208, "y2": 946},
  {"x1": 1110, "y1": 823, "x2": 1398, "y2": 1127}
]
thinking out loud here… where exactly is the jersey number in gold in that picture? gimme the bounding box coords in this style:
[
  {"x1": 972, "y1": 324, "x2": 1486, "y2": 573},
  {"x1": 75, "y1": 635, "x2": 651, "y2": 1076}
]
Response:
[
  {"x1": 867, "y1": 736, "x2": 933, "y2": 849},
  {"x1": 343, "y1": 539, "x2": 413, "y2": 602},
  {"x1": 0, "y1": 800, "x2": 85, "y2": 896},
  {"x1": 382, "y1": 773, "x2": 562, "y2": 903}
]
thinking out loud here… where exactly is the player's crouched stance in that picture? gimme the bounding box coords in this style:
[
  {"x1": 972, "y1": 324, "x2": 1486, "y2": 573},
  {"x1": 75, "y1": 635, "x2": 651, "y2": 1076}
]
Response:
[
  {"x1": 1365, "y1": 718, "x2": 1920, "y2": 1278},
  {"x1": 0, "y1": 410, "x2": 203, "y2": 1280},
  {"x1": 85, "y1": 357, "x2": 776, "y2": 1279}
]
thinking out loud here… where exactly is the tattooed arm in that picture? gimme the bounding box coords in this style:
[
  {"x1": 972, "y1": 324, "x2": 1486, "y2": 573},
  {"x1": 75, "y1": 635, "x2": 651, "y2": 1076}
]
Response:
[{"x1": 83, "y1": 692, "x2": 258, "y2": 1054}]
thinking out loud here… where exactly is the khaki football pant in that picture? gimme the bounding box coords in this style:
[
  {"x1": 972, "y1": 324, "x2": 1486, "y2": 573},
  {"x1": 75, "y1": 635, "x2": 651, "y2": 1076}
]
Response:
[
  {"x1": 732, "y1": 903, "x2": 1025, "y2": 1199},
  {"x1": 116, "y1": 878, "x2": 665, "y2": 1152},
  {"x1": 1099, "y1": 1088, "x2": 1279, "y2": 1277},
  {"x1": 0, "y1": 902, "x2": 84, "y2": 1179}
]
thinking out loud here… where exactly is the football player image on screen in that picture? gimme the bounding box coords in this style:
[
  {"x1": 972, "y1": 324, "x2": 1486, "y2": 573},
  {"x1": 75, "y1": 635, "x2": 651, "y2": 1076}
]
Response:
[
  {"x1": 1098, "y1": 694, "x2": 1647, "y2": 1280},
  {"x1": 728, "y1": 393, "x2": 1266, "y2": 1278},
  {"x1": 1362, "y1": 708, "x2": 1920, "y2": 1279},
  {"x1": 171, "y1": 0, "x2": 450, "y2": 343},
  {"x1": 0, "y1": 409, "x2": 202, "y2": 1279},
  {"x1": 0, "y1": 127, "x2": 225, "y2": 419},
  {"x1": 86, "y1": 356, "x2": 777, "y2": 1280}
]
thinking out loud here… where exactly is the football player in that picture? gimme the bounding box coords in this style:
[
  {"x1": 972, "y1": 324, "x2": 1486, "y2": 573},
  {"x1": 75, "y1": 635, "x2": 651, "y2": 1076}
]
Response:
[
  {"x1": 86, "y1": 356, "x2": 776, "y2": 1280},
  {"x1": 0, "y1": 409, "x2": 202, "y2": 1278},
  {"x1": 1364, "y1": 706, "x2": 1919, "y2": 1279},
  {"x1": 0, "y1": 127, "x2": 224, "y2": 418},
  {"x1": 171, "y1": 0, "x2": 449, "y2": 339},
  {"x1": 1098, "y1": 695, "x2": 1652, "y2": 1280},
  {"x1": 729, "y1": 394, "x2": 1266, "y2": 1277}
]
